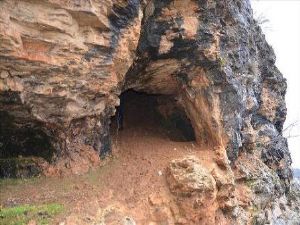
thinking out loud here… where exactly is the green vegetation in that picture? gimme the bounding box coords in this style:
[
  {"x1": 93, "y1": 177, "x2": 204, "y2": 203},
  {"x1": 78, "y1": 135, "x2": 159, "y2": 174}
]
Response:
[
  {"x1": 219, "y1": 57, "x2": 227, "y2": 68},
  {"x1": 245, "y1": 179, "x2": 257, "y2": 189},
  {"x1": 0, "y1": 203, "x2": 64, "y2": 225}
]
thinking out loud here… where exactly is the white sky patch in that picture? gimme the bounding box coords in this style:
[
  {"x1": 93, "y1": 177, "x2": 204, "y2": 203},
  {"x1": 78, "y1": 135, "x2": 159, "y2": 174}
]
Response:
[{"x1": 251, "y1": 0, "x2": 300, "y2": 168}]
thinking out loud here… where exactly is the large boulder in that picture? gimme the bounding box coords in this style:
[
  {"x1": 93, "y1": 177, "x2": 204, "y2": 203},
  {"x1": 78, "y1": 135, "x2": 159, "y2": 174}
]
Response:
[{"x1": 166, "y1": 156, "x2": 217, "y2": 224}]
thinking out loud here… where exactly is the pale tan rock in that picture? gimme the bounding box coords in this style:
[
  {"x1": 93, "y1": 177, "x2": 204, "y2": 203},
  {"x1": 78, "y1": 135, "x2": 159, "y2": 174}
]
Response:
[
  {"x1": 0, "y1": 0, "x2": 142, "y2": 125},
  {"x1": 0, "y1": 70, "x2": 9, "y2": 79},
  {"x1": 166, "y1": 156, "x2": 217, "y2": 224},
  {"x1": 181, "y1": 17, "x2": 199, "y2": 39},
  {"x1": 259, "y1": 82, "x2": 280, "y2": 122},
  {"x1": 148, "y1": 193, "x2": 176, "y2": 225},
  {"x1": 158, "y1": 35, "x2": 173, "y2": 54},
  {"x1": 27, "y1": 220, "x2": 37, "y2": 225}
]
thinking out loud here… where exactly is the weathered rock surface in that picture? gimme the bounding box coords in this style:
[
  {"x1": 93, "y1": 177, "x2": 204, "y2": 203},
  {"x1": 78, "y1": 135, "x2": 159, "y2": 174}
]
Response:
[
  {"x1": 0, "y1": 0, "x2": 298, "y2": 224},
  {"x1": 0, "y1": 0, "x2": 143, "y2": 171},
  {"x1": 166, "y1": 156, "x2": 217, "y2": 224}
]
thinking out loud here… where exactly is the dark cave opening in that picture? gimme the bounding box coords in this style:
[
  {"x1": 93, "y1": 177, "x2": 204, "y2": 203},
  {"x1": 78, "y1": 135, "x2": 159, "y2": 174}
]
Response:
[
  {"x1": 110, "y1": 90, "x2": 195, "y2": 142},
  {"x1": 0, "y1": 112, "x2": 54, "y2": 177},
  {"x1": 0, "y1": 112, "x2": 54, "y2": 161}
]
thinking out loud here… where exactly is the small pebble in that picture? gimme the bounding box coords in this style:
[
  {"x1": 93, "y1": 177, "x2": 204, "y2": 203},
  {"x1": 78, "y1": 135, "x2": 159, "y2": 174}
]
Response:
[{"x1": 123, "y1": 216, "x2": 136, "y2": 225}]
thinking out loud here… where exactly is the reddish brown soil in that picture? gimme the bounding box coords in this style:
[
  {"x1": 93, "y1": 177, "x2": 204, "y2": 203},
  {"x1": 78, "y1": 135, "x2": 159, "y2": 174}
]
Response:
[{"x1": 0, "y1": 93, "x2": 214, "y2": 224}]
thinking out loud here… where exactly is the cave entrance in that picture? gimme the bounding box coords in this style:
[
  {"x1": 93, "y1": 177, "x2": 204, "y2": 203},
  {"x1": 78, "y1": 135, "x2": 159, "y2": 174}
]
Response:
[
  {"x1": 0, "y1": 111, "x2": 54, "y2": 177},
  {"x1": 0, "y1": 112, "x2": 54, "y2": 161},
  {"x1": 110, "y1": 90, "x2": 195, "y2": 143}
]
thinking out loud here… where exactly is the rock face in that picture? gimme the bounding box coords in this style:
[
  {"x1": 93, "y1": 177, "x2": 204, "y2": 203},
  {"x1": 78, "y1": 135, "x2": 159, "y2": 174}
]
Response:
[
  {"x1": 0, "y1": 0, "x2": 143, "y2": 168},
  {"x1": 166, "y1": 156, "x2": 218, "y2": 224},
  {"x1": 0, "y1": 0, "x2": 298, "y2": 224}
]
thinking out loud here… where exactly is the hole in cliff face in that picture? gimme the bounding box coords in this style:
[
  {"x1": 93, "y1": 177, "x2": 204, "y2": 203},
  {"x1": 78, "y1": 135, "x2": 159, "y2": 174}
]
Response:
[
  {"x1": 0, "y1": 112, "x2": 54, "y2": 177},
  {"x1": 110, "y1": 90, "x2": 195, "y2": 142},
  {"x1": 0, "y1": 112, "x2": 53, "y2": 160}
]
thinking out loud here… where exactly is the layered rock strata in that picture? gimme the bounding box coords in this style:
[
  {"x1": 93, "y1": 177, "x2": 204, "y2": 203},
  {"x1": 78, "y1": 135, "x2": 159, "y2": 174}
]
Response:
[{"x1": 0, "y1": 0, "x2": 297, "y2": 224}]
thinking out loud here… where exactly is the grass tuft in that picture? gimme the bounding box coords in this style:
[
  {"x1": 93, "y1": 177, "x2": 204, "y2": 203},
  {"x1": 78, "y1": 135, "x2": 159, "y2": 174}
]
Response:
[{"x1": 0, "y1": 203, "x2": 64, "y2": 225}]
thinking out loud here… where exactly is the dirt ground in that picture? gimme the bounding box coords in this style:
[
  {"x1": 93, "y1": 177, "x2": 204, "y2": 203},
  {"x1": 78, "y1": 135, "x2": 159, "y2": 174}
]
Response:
[{"x1": 0, "y1": 92, "x2": 214, "y2": 224}]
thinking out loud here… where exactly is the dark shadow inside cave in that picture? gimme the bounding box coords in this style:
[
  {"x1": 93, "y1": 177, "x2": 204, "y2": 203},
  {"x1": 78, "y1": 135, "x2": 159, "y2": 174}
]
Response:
[
  {"x1": 110, "y1": 90, "x2": 195, "y2": 142},
  {"x1": 0, "y1": 112, "x2": 54, "y2": 161},
  {"x1": 0, "y1": 111, "x2": 55, "y2": 177}
]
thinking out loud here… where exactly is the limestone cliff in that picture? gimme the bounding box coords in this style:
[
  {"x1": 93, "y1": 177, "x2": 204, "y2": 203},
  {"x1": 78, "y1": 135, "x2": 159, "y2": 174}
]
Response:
[{"x1": 0, "y1": 0, "x2": 298, "y2": 224}]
